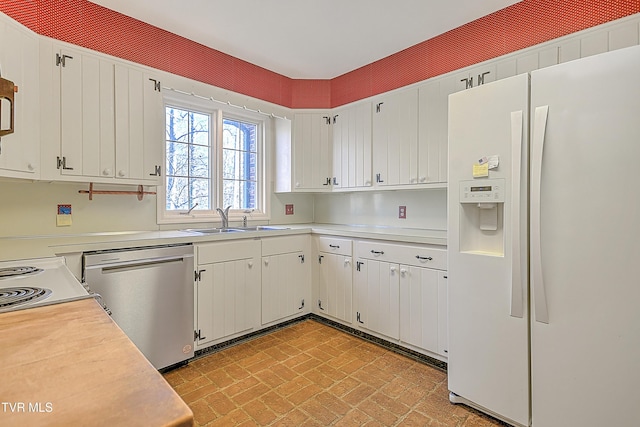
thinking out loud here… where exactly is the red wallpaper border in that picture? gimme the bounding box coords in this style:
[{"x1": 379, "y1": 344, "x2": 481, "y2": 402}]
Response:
[{"x1": 1, "y1": 0, "x2": 639, "y2": 109}]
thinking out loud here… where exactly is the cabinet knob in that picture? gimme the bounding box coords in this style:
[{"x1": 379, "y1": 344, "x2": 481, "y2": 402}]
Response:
[
  {"x1": 264, "y1": 259, "x2": 269, "y2": 266},
  {"x1": 27, "y1": 163, "x2": 35, "y2": 171},
  {"x1": 344, "y1": 259, "x2": 351, "y2": 265},
  {"x1": 390, "y1": 266, "x2": 397, "y2": 274},
  {"x1": 365, "y1": 180, "x2": 372, "y2": 186},
  {"x1": 419, "y1": 176, "x2": 427, "y2": 183},
  {"x1": 118, "y1": 170, "x2": 126, "y2": 177},
  {"x1": 400, "y1": 268, "x2": 408, "y2": 277},
  {"x1": 103, "y1": 168, "x2": 112, "y2": 176},
  {"x1": 248, "y1": 261, "x2": 253, "y2": 268},
  {"x1": 295, "y1": 181, "x2": 300, "y2": 188},
  {"x1": 410, "y1": 178, "x2": 416, "y2": 184}
]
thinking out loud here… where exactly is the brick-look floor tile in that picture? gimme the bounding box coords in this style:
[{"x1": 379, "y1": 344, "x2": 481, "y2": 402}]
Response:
[
  {"x1": 358, "y1": 398, "x2": 399, "y2": 425},
  {"x1": 204, "y1": 391, "x2": 236, "y2": 416},
  {"x1": 334, "y1": 408, "x2": 372, "y2": 426},
  {"x1": 208, "y1": 408, "x2": 251, "y2": 426},
  {"x1": 261, "y1": 390, "x2": 295, "y2": 415},
  {"x1": 342, "y1": 383, "x2": 376, "y2": 406},
  {"x1": 329, "y1": 376, "x2": 361, "y2": 398},
  {"x1": 165, "y1": 319, "x2": 504, "y2": 426},
  {"x1": 243, "y1": 399, "x2": 278, "y2": 425},
  {"x1": 231, "y1": 382, "x2": 271, "y2": 406},
  {"x1": 288, "y1": 383, "x2": 323, "y2": 405},
  {"x1": 397, "y1": 410, "x2": 433, "y2": 426},
  {"x1": 299, "y1": 398, "x2": 339, "y2": 425},
  {"x1": 189, "y1": 399, "x2": 217, "y2": 425},
  {"x1": 225, "y1": 376, "x2": 260, "y2": 398}
]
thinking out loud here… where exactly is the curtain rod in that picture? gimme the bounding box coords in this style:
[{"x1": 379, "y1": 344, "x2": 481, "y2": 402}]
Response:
[{"x1": 162, "y1": 86, "x2": 289, "y2": 120}]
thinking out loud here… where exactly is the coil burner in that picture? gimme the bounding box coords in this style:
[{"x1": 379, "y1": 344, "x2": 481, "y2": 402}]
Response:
[
  {"x1": 0, "y1": 266, "x2": 43, "y2": 279},
  {"x1": 0, "y1": 286, "x2": 52, "y2": 309}
]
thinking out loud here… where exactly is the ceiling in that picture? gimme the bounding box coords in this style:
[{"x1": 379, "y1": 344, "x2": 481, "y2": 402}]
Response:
[{"x1": 89, "y1": 0, "x2": 522, "y2": 79}]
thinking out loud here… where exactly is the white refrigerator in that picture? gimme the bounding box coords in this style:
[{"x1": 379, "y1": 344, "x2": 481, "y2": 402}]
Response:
[{"x1": 447, "y1": 44, "x2": 640, "y2": 427}]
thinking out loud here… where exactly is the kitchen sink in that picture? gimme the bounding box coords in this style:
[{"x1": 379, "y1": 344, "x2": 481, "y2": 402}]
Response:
[
  {"x1": 182, "y1": 226, "x2": 289, "y2": 234},
  {"x1": 182, "y1": 228, "x2": 245, "y2": 234},
  {"x1": 235, "y1": 226, "x2": 290, "y2": 231}
]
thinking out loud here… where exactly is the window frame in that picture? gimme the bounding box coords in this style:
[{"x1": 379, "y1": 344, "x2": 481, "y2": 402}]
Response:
[{"x1": 157, "y1": 92, "x2": 269, "y2": 225}]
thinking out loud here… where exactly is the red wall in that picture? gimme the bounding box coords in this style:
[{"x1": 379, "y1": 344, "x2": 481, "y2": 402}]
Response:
[{"x1": 1, "y1": 0, "x2": 639, "y2": 109}]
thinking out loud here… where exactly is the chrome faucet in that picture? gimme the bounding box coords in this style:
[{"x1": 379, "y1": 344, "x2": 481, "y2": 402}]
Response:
[{"x1": 216, "y1": 206, "x2": 231, "y2": 229}]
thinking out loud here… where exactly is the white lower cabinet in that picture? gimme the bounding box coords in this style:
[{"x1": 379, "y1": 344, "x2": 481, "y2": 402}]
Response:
[
  {"x1": 354, "y1": 240, "x2": 448, "y2": 358},
  {"x1": 354, "y1": 258, "x2": 400, "y2": 340},
  {"x1": 315, "y1": 237, "x2": 353, "y2": 323},
  {"x1": 261, "y1": 235, "x2": 311, "y2": 325},
  {"x1": 399, "y1": 265, "x2": 439, "y2": 353},
  {"x1": 194, "y1": 240, "x2": 261, "y2": 349}
]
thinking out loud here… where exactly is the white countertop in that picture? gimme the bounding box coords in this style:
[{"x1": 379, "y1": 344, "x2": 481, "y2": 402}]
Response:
[{"x1": 0, "y1": 223, "x2": 447, "y2": 262}]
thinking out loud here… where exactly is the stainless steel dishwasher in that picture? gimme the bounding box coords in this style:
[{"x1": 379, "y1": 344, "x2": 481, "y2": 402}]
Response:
[{"x1": 83, "y1": 244, "x2": 194, "y2": 370}]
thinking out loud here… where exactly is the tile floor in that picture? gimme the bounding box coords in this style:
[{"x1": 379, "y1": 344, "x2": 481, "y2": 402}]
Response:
[{"x1": 163, "y1": 319, "x2": 503, "y2": 426}]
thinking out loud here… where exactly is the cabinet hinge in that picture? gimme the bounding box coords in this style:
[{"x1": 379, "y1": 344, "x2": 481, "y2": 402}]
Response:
[
  {"x1": 356, "y1": 312, "x2": 364, "y2": 324},
  {"x1": 149, "y1": 165, "x2": 161, "y2": 177},
  {"x1": 148, "y1": 78, "x2": 161, "y2": 92},
  {"x1": 356, "y1": 261, "x2": 364, "y2": 272},
  {"x1": 332, "y1": 115, "x2": 339, "y2": 124},
  {"x1": 318, "y1": 299, "x2": 324, "y2": 311},
  {"x1": 299, "y1": 299, "x2": 305, "y2": 310},
  {"x1": 322, "y1": 116, "x2": 331, "y2": 125},
  {"x1": 375, "y1": 102, "x2": 384, "y2": 113},
  {"x1": 194, "y1": 329, "x2": 206, "y2": 341},
  {"x1": 56, "y1": 53, "x2": 73, "y2": 67},
  {"x1": 56, "y1": 156, "x2": 73, "y2": 171},
  {"x1": 298, "y1": 254, "x2": 305, "y2": 263},
  {"x1": 195, "y1": 269, "x2": 205, "y2": 281},
  {"x1": 318, "y1": 255, "x2": 324, "y2": 264}
]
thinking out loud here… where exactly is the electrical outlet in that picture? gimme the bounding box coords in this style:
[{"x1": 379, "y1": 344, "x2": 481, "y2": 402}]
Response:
[
  {"x1": 399, "y1": 205, "x2": 407, "y2": 219},
  {"x1": 285, "y1": 204, "x2": 294, "y2": 215}
]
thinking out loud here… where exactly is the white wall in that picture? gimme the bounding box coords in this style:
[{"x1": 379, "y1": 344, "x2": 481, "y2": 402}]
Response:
[
  {"x1": 313, "y1": 188, "x2": 447, "y2": 230},
  {"x1": 0, "y1": 180, "x2": 315, "y2": 237}
]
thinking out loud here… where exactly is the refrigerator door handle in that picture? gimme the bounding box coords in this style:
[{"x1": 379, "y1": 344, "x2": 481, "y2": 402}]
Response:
[
  {"x1": 510, "y1": 110, "x2": 524, "y2": 318},
  {"x1": 531, "y1": 105, "x2": 550, "y2": 324}
]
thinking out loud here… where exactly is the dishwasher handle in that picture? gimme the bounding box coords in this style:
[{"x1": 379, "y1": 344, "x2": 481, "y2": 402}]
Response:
[{"x1": 86, "y1": 255, "x2": 193, "y2": 273}]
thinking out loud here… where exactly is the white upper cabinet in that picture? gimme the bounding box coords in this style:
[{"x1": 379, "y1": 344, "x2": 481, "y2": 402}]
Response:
[
  {"x1": 332, "y1": 101, "x2": 372, "y2": 189},
  {"x1": 0, "y1": 14, "x2": 40, "y2": 179},
  {"x1": 292, "y1": 112, "x2": 332, "y2": 191},
  {"x1": 40, "y1": 41, "x2": 115, "y2": 180},
  {"x1": 372, "y1": 88, "x2": 418, "y2": 186},
  {"x1": 114, "y1": 64, "x2": 163, "y2": 184},
  {"x1": 418, "y1": 80, "x2": 448, "y2": 184},
  {"x1": 39, "y1": 39, "x2": 163, "y2": 185},
  {"x1": 452, "y1": 63, "x2": 496, "y2": 93}
]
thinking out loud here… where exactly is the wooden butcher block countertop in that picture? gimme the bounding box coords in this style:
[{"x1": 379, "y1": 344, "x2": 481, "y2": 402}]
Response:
[{"x1": 0, "y1": 298, "x2": 193, "y2": 427}]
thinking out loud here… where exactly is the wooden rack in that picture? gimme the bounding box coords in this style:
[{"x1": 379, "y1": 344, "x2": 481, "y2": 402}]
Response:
[{"x1": 78, "y1": 183, "x2": 156, "y2": 201}]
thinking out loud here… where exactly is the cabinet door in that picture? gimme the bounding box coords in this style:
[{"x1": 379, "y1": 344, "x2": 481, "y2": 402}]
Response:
[
  {"x1": 293, "y1": 112, "x2": 331, "y2": 190},
  {"x1": 0, "y1": 16, "x2": 40, "y2": 179},
  {"x1": 318, "y1": 253, "x2": 353, "y2": 323},
  {"x1": 354, "y1": 259, "x2": 400, "y2": 339},
  {"x1": 262, "y1": 251, "x2": 308, "y2": 324},
  {"x1": 196, "y1": 257, "x2": 258, "y2": 347},
  {"x1": 333, "y1": 103, "x2": 372, "y2": 189},
  {"x1": 143, "y1": 73, "x2": 163, "y2": 185},
  {"x1": 115, "y1": 65, "x2": 163, "y2": 183},
  {"x1": 437, "y1": 271, "x2": 448, "y2": 357},
  {"x1": 372, "y1": 89, "x2": 418, "y2": 186},
  {"x1": 399, "y1": 265, "x2": 439, "y2": 353},
  {"x1": 418, "y1": 80, "x2": 446, "y2": 184},
  {"x1": 58, "y1": 48, "x2": 115, "y2": 178}
]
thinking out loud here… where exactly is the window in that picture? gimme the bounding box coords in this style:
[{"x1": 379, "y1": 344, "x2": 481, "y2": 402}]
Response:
[
  {"x1": 158, "y1": 96, "x2": 267, "y2": 223},
  {"x1": 165, "y1": 106, "x2": 211, "y2": 211},
  {"x1": 222, "y1": 118, "x2": 259, "y2": 211}
]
